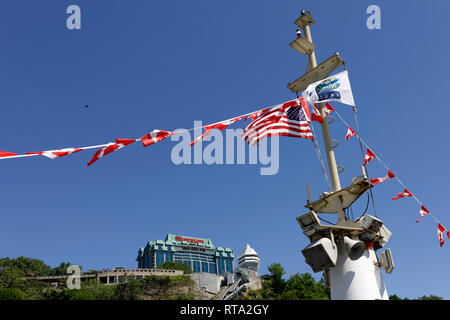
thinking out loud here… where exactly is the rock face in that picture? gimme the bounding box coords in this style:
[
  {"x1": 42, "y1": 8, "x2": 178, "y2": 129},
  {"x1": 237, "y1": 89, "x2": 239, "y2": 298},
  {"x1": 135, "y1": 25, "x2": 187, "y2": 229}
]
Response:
[{"x1": 139, "y1": 277, "x2": 215, "y2": 300}]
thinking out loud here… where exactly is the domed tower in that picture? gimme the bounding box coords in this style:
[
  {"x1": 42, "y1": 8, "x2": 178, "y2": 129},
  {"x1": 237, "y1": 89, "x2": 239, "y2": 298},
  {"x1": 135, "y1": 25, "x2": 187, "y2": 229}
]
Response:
[{"x1": 237, "y1": 244, "x2": 260, "y2": 276}]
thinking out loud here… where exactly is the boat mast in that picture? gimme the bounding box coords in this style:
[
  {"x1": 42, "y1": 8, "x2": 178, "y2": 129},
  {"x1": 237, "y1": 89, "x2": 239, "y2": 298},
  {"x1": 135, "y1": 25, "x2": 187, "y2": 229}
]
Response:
[
  {"x1": 300, "y1": 13, "x2": 341, "y2": 192},
  {"x1": 289, "y1": 11, "x2": 393, "y2": 300}
]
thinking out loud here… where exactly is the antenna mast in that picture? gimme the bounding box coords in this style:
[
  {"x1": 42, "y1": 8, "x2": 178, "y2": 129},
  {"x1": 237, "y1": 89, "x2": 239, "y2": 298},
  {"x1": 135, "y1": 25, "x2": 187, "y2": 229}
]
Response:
[{"x1": 288, "y1": 10, "x2": 394, "y2": 300}]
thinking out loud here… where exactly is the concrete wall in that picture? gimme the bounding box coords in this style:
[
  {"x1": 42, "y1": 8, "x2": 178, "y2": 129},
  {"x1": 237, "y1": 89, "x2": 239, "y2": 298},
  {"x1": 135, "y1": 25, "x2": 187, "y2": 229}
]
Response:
[{"x1": 189, "y1": 272, "x2": 224, "y2": 294}]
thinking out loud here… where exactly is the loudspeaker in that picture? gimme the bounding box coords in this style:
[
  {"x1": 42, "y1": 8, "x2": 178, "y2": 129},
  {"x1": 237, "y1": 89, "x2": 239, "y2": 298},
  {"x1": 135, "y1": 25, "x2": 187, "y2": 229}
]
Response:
[
  {"x1": 343, "y1": 236, "x2": 366, "y2": 260},
  {"x1": 301, "y1": 237, "x2": 337, "y2": 273}
]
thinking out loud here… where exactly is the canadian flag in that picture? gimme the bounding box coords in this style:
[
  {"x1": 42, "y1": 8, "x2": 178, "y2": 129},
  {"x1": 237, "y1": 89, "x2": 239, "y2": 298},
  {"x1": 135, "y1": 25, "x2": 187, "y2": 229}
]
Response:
[
  {"x1": 416, "y1": 205, "x2": 429, "y2": 223},
  {"x1": 438, "y1": 223, "x2": 445, "y2": 247},
  {"x1": 0, "y1": 151, "x2": 18, "y2": 158},
  {"x1": 311, "y1": 105, "x2": 323, "y2": 123},
  {"x1": 141, "y1": 130, "x2": 172, "y2": 147},
  {"x1": 363, "y1": 148, "x2": 376, "y2": 166},
  {"x1": 87, "y1": 139, "x2": 137, "y2": 166},
  {"x1": 392, "y1": 188, "x2": 413, "y2": 201},
  {"x1": 245, "y1": 108, "x2": 270, "y2": 121},
  {"x1": 370, "y1": 170, "x2": 395, "y2": 185},
  {"x1": 311, "y1": 103, "x2": 335, "y2": 123},
  {"x1": 26, "y1": 148, "x2": 83, "y2": 159},
  {"x1": 344, "y1": 126, "x2": 357, "y2": 140},
  {"x1": 190, "y1": 116, "x2": 245, "y2": 147}
]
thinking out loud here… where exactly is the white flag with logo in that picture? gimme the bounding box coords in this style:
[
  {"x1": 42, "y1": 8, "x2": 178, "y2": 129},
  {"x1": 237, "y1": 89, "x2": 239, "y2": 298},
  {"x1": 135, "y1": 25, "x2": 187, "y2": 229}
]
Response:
[{"x1": 302, "y1": 70, "x2": 355, "y2": 106}]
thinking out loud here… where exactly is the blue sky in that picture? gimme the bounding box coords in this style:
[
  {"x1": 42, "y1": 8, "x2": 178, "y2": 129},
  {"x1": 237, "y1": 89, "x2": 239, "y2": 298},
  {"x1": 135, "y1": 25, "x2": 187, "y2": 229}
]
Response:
[{"x1": 1, "y1": 1, "x2": 450, "y2": 299}]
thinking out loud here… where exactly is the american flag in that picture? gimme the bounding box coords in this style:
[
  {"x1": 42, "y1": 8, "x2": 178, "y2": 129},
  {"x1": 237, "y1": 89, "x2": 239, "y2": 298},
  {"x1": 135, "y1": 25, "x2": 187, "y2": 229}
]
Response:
[{"x1": 242, "y1": 99, "x2": 313, "y2": 145}]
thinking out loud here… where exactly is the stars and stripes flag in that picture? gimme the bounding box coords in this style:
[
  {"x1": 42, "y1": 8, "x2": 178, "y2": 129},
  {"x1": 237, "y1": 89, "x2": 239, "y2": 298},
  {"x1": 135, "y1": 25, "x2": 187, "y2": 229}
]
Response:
[
  {"x1": 190, "y1": 116, "x2": 246, "y2": 146},
  {"x1": 370, "y1": 170, "x2": 395, "y2": 185},
  {"x1": 141, "y1": 130, "x2": 173, "y2": 147},
  {"x1": 242, "y1": 98, "x2": 313, "y2": 145},
  {"x1": 26, "y1": 147, "x2": 83, "y2": 159},
  {"x1": 416, "y1": 205, "x2": 429, "y2": 223},
  {"x1": 392, "y1": 188, "x2": 413, "y2": 201},
  {"x1": 438, "y1": 223, "x2": 445, "y2": 247},
  {"x1": 363, "y1": 148, "x2": 376, "y2": 166},
  {"x1": 344, "y1": 126, "x2": 357, "y2": 140},
  {"x1": 87, "y1": 139, "x2": 137, "y2": 166}
]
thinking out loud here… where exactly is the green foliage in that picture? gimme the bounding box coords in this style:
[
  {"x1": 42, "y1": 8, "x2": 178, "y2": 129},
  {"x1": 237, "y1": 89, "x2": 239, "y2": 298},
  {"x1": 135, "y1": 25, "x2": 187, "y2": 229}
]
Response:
[
  {"x1": 415, "y1": 294, "x2": 443, "y2": 300},
  {"x1": 51, "y1": 262, "x2": 74, "y2": 276},
  {"x1": 242, "y1": 263, "x2": 329, "y2": 300},
  {"x1": 389, "y1": 294, "x2": 409, "y2": 300},
  {"x1": 0, "y1": 288, "x2": 22, "y2": 300},
  {"x1": 157, "y1": 261, "x2": 191, "y2": 274},
  {"x1": 281, "y1": 273, "x2": 329, "y2": 300},
  {"x1": 0, "y1": 257, "x2": 52, "y2": 277},
  {"x1": 267, "y1": 263, "x2": 286, "y2": 295},
  {"x1": 389, "y1": 294, "x2": 443, "y2": 300},
  {"x1": 43, "y1": 279, "x2": 116, "y2": 300}
]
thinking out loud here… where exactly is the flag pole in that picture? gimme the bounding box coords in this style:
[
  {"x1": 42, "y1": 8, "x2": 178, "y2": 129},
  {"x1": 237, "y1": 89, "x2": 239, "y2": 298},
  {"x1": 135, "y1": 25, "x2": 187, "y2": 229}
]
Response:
[
  {"x1": 300, "y1": 12, "x2": 341, "y2": 193},
  {"x1": 293, "y1": 11, "x2": 389, "y2": 300}
]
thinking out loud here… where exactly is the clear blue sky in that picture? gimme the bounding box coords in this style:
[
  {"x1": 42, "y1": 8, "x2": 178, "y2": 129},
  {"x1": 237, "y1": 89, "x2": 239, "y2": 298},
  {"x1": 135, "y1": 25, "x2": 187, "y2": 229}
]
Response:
[{"x1": 1, "y1": 0, "x2": 449, "y2": 299}]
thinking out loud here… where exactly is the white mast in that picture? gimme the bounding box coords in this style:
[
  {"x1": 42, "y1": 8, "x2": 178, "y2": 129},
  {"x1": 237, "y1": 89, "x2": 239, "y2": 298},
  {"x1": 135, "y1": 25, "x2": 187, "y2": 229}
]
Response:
[{"x1": 289, "y1": 11, "x2": 393, "y2": 300}]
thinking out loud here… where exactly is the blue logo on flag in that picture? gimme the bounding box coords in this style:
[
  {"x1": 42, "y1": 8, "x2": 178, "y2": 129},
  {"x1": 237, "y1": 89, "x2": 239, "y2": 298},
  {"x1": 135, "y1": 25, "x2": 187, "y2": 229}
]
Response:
[{"x1": 315, "y1": 77, "x2": 341, "y2": 101}]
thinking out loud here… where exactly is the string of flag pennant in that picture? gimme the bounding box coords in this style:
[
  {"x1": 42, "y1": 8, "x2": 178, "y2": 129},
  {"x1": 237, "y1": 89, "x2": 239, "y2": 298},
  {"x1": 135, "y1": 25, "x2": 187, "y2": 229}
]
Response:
[
  {"x1": 330, "y1": 108, "x2": 450, "y2": 247},
  {"x1": 0, "y1": 69, "x2": 447, "y2": 246}
]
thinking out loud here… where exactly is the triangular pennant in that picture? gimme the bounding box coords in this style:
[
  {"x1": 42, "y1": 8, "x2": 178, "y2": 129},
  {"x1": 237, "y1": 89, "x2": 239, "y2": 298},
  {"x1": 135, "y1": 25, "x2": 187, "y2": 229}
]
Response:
[
  {"x1": 438, "y1": 224, "x2": 445, "y2": 247},
  {"x1": 370, "y1": 170, "x2": 395, "y2": 185},
  {"x1": 344, "y1": 126, "x2": 356, "y2": 140},
  {"x1": 416, "y1": 205, "x2": 429, "y2": 223},
  {"x1": 363, "y1": 148, "x2": 376, "y2": 166},
  {"x1": 392, "y1": 188, "x2": 413, "y2": 201}
]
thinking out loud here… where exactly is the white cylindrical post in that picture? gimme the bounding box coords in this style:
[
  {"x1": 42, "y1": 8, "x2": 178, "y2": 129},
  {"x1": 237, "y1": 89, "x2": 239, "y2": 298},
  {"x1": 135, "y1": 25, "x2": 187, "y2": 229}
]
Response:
[{"x1": 329, "y1": 244, "x2": 388, "y2": 300}]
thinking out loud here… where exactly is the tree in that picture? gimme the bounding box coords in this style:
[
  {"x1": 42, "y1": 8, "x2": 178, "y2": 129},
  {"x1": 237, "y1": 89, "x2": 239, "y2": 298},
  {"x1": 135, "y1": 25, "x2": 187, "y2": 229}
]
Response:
[
  {"x1": 415, "y1": 294, "x2": 443, "y2": 300},
  {"x1": 281, "y1": 273, "x2": 329, "y2": 300},
  {"x1": 267, "y1": 263, "x2": 285, "y2": 295},
  {"x1": 0, "y1": 257, "x2": 52, "y2": 276},
  {"x1": 52, "y1": 262, "x2": 73, "y2": 276},
  {"x1": 157, "y1": 261, "x2": 191, "y2": 274}
]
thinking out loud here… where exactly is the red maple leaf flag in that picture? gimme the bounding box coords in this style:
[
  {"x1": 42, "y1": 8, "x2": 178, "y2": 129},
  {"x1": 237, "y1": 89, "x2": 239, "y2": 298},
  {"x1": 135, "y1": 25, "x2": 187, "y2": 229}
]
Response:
[
  {"x1": 300, "y1": 96, "x2": 311, "y2": 122},
  {"x1": 311, "y1": 103, "x2": 334, "y2": 124},
  {"x1": 416, "y1": 205, "x2": 429, "y2": 223},
  {"x1": 190, "y1": 116, "x2": 245, "y2": 147},
  {"x1": 324, "y1": 102, "x2": 335, "y2": 113},
  {"x1": 26, "y1": 148, "x2": 83, "y2": 159},
  {"x1": 438, "y1": 223, "x2": 445, "y2": 247},
  {"x1": 86, "y1": 139, "x2": 137, "y2": 166},
  {"x1": 370, "y1": 170, "x2": 395, "y2": 185},
  {"x1": 141, "y1": 130, "x2": 172, "y2": 147},
  {"x1": 0, "y1": 151, "x2": 18, "y2": 158},
  {"x1": 345, "y1": 126, "x2": 357, "y2": 140},
  {"x1": 392, "y1": 188, "x2": 413, "y2": 201},
  {"x1": 363, "y1": 148, "x2": 376, "y2": 166},
  {"x1": 311, "y1": 105, "x2": 323, "y2": 123}
]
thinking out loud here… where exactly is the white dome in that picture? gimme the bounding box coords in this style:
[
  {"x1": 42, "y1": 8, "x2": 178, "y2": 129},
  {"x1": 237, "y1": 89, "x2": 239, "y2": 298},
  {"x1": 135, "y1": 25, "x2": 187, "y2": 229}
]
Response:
[{"x1": 239, "y1": 244, "x2": 258, "y2": 258}]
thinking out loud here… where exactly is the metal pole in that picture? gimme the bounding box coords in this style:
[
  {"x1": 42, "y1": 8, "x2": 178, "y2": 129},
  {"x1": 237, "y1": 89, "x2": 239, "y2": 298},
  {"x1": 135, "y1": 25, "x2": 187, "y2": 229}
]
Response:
[{"x1": 302, "y1": 22, "x2": 341, "y2": 192}]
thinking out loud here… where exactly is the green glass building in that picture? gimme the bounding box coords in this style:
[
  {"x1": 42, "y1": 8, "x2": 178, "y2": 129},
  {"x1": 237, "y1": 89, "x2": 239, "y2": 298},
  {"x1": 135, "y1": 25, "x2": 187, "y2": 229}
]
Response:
[{"x1": 136, "y1": 234, "x2": 235, "y2": 276}]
